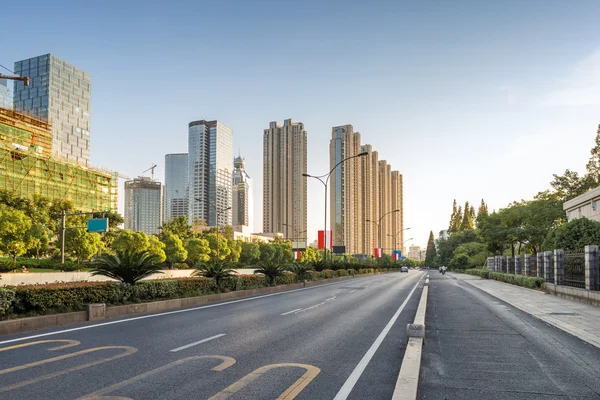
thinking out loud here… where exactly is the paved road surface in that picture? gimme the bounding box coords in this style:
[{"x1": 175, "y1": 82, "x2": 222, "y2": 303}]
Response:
[
  {"x1": 420, "y1": 272, "x2": 600, "y2": 399},
  {"x1": 0, "y1": 271, "x2": 425, "y2": 400}
]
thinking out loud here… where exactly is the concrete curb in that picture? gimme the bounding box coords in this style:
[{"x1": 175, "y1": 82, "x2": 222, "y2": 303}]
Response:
[
  {"x1": 0, "y1": 272, "x2": 387, "y2": 336},
  {"x1": 392, "y1": 277, "x2": 428, "y2": 400}
]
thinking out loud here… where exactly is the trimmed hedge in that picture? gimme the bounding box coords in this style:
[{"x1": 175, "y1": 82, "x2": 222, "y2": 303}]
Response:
[
  {"x1": 464, "y1": 268, "x2": 489, "y2": 279},
  {"x1": 489, "y1": 272, "x2": 545, "y2": 289},
  {"x1": 2, "y1": 266, "x2": 393, "y2": 319}
]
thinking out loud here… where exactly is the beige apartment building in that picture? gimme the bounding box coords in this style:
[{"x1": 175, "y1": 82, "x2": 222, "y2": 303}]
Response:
[
  {"x1": 330, "y1": 125, "x2": 363, "y2": 254},
  {"x1": 360, "y1": 144, "x2": 379, "y2": 255},
  {"x1": 263, "y1": 119, "x2": 307, "y2": 239},
  {"x1": 329, "y1": 127, "x2": 404, "y2": 256}
]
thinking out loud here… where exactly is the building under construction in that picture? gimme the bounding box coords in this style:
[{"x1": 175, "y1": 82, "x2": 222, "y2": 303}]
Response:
[{"x1": 0, "y1": 107, "x2": 117, "y2": 211}]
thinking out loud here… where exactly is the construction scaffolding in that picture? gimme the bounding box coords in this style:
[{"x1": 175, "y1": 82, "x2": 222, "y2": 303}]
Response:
[{"x1": 0, "y1": 107, "x2": 117, "y2": 211}]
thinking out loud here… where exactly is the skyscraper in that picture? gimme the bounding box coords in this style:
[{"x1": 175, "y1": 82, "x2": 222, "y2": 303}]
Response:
[
  {"x1": 232, "y1": 155, "x2": 253, "y2": 228},
  {"x1": 0, "y1": 79, "x2": 10, "y2": 109},
  {"x1": 329, "y1": 125, "x2": 363, "y2": 254},
  {"x1": 378, "y1": 160, "x2": 393, "y2": 252},
  {"x1": 13, "y1": 54, "x2": 92, "y2": 165},
  {"x1": 124, "y1": 177, "x2": 162, "y2": 235},
  {"x1": 164, "y1": 153, "x2": 189, "y2": 223},
  {"x1": 263, "y1": 119, "x2": 307, "y2": 238},
  {"x1": 188, "y1": 120, "x2": 233, "y2": 227}
]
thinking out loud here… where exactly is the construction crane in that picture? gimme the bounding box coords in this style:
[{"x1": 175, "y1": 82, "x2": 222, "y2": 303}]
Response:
[
  {"x1": 142, "y1": 164, "x2": 157, "y2": 181},
  {"x1": 0, "y1": 74, "x2": 29, "y2": 86}
]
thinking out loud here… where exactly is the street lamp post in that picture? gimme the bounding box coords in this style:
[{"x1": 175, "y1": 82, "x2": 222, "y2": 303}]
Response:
[
  {"x1": 387, "y1": 227, "x2": 411, "y2": 258},
  {"x1": 366, "y1": 209, "x2": 400, "y2": 257},
  {"x1": 303, "y1": 151, "x2": 368, "y2": 262},
  {"x1": 195, "y1": 198, "x2": 231, "y2": 262}
]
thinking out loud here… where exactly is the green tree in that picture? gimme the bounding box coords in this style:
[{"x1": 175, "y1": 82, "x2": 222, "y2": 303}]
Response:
[
  {"x1": 551, "y1": 169, "x2": 597, "y2": 201},
  {"x1": 0, "y1": 204, "x2": 33, "y2": 263},
  {"x1": 226, "y1": 239, "x2": 242, "y2": 262},
  {"x1": 238, "y1": 242, "x2": 261, "y2": 265},
  {"x1": 25, "y1": 223, "x2": 50, "y2": 258},
  {"x1": 162, "y1": 233, "x2": 187, "y2": 267},
  {"x1": 259, "y1": 242, "x2": 276, "y2": 262},
  {"x1": 205, "y1": 233, "x2": 231, "y2": 261},
  {"x1": 448, "y1": 200, "x2": 458, "y2": 233},
  {"x1": 543, "y1": 217, "x2": 600, "y2": 251},
  {"x1": 460, "y1": 201, "x2": 474, "y2": 231},
  {"x1": 185, "y1": 237, "x2": 211, "y2": 265},
  {"x1": 476, "y1": 199, "x2": 488, "y2": 225},
  {"x1": 91, "y1": 250, "x2": 163, "y2": 285},
  {"x1": 147, "y1": 235, "x2": 167, "y2": 263},
  {"x1": 64, "y1": 229, "x2": 103, "y2": 265},
  {"x1": 160, "y1": 216, "x2": 192, "y2": 240},
  {"x1": 273, "y1": 242, "x2": 294, "y2": 264},
  {"x1": 585, "y1": 123, "x2": 600, "y2": 176},
  {"x1": 111, "y1": 230, "x2": 150, "y2": 253},
  {"x1": 425, "y1": 231, "x2": 436, "y2": 265}
]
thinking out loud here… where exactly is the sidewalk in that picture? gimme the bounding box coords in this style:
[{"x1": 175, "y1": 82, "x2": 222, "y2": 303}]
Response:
[{"x1": 449, "y1": 272, "x2": 600, "y2": 349}]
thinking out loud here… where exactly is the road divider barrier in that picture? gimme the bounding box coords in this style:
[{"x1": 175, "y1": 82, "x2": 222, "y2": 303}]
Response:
[{"x1": 392, "y1": 280, "x2": 429, "y2": 400}]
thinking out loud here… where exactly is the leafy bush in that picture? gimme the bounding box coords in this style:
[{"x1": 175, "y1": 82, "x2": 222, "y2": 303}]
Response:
[
  {"x1": 0, "y1": 259, "x2": 16, "y2": 273},
  {"x1": 464, "y1": 268, "x2": 489, "y2": 279},
  {"x1": 193, "y1": 260, "x2": 236, "y2": 291},
  {"x1": 489, "y1": 272, "x2": 545, "y2": 289},
  {"x1": 274, "y1": 272, "x2": 297, "y2": 285},
  {"x1": 221, "y1": 275, "x2": 267, "y2": 291},
  {"x1": 337, "y1": 269, "x2": 348, "y2": 277},
  {"x1": 347, "y1": 269, "x2": 356, "y2": 276},
  {"x1": 0, "y1": 288, "x2": 15, "y2": 315}
]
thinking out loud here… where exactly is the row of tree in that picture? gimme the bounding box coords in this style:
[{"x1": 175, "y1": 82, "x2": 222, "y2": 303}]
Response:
[{"x1": 431, "y1": 123, "x2": 600, "y2": 269}]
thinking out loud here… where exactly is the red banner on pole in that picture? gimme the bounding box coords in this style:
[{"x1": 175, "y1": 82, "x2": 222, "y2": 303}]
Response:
[
  {"x1": 374, "y1": 248, "x2": 383, "y2": 258},
  {"x1": 318, "y1": 230, "x2": 332, "y2": 249}
]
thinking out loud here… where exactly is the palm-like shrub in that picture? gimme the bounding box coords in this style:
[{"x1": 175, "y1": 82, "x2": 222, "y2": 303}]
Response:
[
  {"x1": 193, "y1": 260, "x2": 236, "y2": 291},
  {"x1": 91, "y1": 251, "x2": 163, "y2": 285},
  {"x1": 287, "y1": 263, "x2": 313, "y2": 281},
  {"x1": 310, "y1": 259, "x2": 327, "y2": 272},
  {"x1": 255, "y1": 261, "x2": 287, "y2": 286}
]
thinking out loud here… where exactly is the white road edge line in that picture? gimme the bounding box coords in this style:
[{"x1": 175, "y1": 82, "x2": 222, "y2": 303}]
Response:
[
  {"x1": 333, "y1": 275, "x2": 423, "y2": 400},
  {"x1": 170, "y1": 334, "x2": 226, "y2": 352},
  {"x1": 281, "y1": 308, "x2": 302, "y2": 316},
  {"x1": 0, "y1": 276, "x2": 381, "y2": 345},
  {"x1": 349, "y1": 290, "x2": 356, "y2": 293}
]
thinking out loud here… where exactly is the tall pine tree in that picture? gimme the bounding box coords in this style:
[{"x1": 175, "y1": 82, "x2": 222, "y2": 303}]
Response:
[
  {"x1": 425, "y1": 231, "x2": 436, "y2": 266},
  {"x1": 476, "y1": 199, "x2": 488, "y2": 226},
  {"x1": 448, "y1": 200, "x2": 458, "y2": 233},
  {"x1": 460, "y1": 201, "x2": 474, "y2": 230},
  {"x1": 453, "y1": 206, "x2": 463, "y2": 232},
  {"x1": 586, "y1": 123, "x2": 600, "y2": 176}
]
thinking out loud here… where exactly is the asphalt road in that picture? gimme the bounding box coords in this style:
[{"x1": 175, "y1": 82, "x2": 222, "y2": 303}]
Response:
[
  {"x1": 420, "y1": 272, "x2": 600, "y2": 399},
  {"x1": 0, "y1": 271, "x2": 426, "y2": 400}
]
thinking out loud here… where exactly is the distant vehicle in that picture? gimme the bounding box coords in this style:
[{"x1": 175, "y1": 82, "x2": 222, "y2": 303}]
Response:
[{"x1": 401, "y1": 266, "x2": 409, "y2": 273}]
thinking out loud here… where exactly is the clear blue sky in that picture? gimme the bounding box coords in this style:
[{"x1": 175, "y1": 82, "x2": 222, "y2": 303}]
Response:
[{"x1": 3, "y1": 0, "x2": 600, "y2": 247}]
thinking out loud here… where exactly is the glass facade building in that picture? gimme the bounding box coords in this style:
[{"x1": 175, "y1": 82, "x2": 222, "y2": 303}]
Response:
[
  {"x1": 124, "y1": 177, "x2": 162, "y2": 235},
  {"x1": 188, "y1": 120, "x2": 232, "y2": 227},
  {"x1": 164, "y1": 153, "x2": 189, "y2": 223},
  {"x1": 13, "y1": 54, "x2": 91, "y2": 165},
  {"x1": 0, "y1": 79, "x2": 11, "y2": 109}
]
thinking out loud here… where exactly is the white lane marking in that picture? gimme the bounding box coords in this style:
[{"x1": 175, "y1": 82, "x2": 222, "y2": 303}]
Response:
[
  {"x1": 170, "y1": 334, "x2": 226, "y2": 352},
  {"x1": 349, "y1": 290, "x2": 356, "y2": 293},
  {"x1": 281, "y1": 309, "x2": 302, "y2": 316},
  {"x1": 0, "y1": 276, "x2": 383, "y2": 345},
  {"x1": 294, "y1": 296, "x2": 337, "y2": 315},
  {"x1": 333, "y1": 277, "x2": 422, "y2": 400}
]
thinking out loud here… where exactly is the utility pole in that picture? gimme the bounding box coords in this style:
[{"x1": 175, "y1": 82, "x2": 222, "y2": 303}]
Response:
[{"x1": 60, "y1": 210, "x2": 66, "y2": 264}]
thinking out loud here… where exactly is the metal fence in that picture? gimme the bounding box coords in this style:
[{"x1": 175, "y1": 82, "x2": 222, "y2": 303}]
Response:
[
  {"x1": 508, "y1": 257, "x2": 515, "y2": 274},
  {"x1": 547, "y1": 255, "x2": 555, "y2": 284},
  {"x1": 564, "y1": 251, "x2": 585, "y2": 289},
  {"x1": 529, "y1": 256, "x2": 537, "y2": 277}
]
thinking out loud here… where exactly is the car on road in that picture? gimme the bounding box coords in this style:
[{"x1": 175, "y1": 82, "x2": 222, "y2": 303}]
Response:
[{"x1": 400, "y1": 266, "x2": 409, "y2": 273}]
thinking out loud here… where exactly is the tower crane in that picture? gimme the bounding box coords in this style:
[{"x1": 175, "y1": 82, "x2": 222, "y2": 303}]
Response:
[
  {"x1": 0, "y1": 74, "x2": 30, "y2": 86},
  {"x1": 142, "y1": 164, "x2": 157, "y2": 181}
]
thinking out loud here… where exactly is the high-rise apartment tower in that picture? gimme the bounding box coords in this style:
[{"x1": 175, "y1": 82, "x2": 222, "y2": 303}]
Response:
[
  {"x1": 124, "y1": 177, "x2": 162, "y2": 235},
  {"x1": 263, "y1": 119, "x2": 307, "y2": 239},
  {"x1": 232, "y1": 155, "x2": 253, "y2": 228}
]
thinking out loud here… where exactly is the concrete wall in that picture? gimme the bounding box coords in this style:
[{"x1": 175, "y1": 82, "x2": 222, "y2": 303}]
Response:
[{"x1": 0, "y1": 268, "x2": 257, "y2": 287}]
